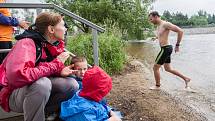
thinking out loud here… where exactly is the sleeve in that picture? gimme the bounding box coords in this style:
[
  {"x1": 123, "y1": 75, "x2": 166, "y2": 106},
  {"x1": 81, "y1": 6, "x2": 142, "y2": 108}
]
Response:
[
  {"x1": 6, "y1": 38, "x2": 64, "y2": 89},
  {"x1": 106, "y1": 106, "x2": 112, "y2": 113},
  {"x1": 81, "y1": 110, "x2": 97, "y2": 121},
  {"x1": 81, "y1": 107, "x2": 110, "y2": 121},
  {"x1": 60, "y1": 110, "x2": 97, "y2": 121},
  {"x1": 0, "y1": 13, "x2": 19, "y2": 26}
]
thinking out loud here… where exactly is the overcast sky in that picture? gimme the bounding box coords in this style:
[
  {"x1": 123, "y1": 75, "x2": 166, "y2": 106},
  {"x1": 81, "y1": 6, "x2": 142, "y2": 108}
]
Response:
[
  {"x1": 7, "y1": 0, "x2": 215, "y2": 16},
  {"x1": 152, "y1": 0, "x2": 215, "y2": 16}
]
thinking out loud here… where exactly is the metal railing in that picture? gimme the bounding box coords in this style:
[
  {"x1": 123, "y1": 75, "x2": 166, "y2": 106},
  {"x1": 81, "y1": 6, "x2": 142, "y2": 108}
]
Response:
[{"x1": 0, "y1": 3, "x2": 105, "y2": 65}]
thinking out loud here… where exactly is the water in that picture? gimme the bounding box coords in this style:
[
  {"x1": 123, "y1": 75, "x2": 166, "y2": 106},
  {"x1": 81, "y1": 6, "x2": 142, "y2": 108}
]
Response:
[{"x1": 126, "y1": 34, "x2": 215, "y2": 121}]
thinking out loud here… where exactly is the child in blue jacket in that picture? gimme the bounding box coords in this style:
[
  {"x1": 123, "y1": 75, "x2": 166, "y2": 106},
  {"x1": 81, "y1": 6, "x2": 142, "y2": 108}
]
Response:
[{"x1": 60, "y1": 66, "x2": 121, "y2": 121}]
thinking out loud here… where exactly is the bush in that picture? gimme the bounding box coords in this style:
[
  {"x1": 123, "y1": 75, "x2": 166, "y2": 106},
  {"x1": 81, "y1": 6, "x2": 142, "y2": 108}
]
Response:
[{"x1": 66, "y1": 32, "x2": 127, "y2": 75}]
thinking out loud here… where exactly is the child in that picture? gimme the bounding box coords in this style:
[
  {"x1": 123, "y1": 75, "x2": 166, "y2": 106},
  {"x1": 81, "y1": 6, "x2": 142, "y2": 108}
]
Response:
[
  {"x1": 70, "y1": 56, "x2": 88, "y2": 89},
  {"x1": 60, "y1": 66, "x2": 121, "y2": 121}
]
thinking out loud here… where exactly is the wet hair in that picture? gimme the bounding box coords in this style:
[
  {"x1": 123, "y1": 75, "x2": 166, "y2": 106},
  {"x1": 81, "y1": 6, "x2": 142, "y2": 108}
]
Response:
[
  {"x1": 71, "y1": 56, "x2": 87, "y2": 65},
  {"x1": 34, "y1": 12, "x2": 63, "y2": 35},
  {"x1": 149, "y1": 11, "x2": 160, "y2": 17}
]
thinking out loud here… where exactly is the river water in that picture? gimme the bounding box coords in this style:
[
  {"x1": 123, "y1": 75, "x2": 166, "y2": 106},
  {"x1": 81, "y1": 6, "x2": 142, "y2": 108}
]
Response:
[{"x1": 126, "y1": 33, "x2": 215, "y2": 121}]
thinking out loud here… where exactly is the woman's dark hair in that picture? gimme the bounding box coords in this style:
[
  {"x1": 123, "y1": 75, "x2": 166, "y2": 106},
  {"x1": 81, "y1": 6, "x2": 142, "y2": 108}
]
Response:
[{"x1": 149, "y1": 11, "x2": 160, "y2": 17}]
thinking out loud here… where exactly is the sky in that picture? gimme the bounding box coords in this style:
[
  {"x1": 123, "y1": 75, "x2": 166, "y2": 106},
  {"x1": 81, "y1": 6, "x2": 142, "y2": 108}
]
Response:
[
  {"x1": 6, "y1": 0, "x2": 215, "y2": 16},
  {"x1": 152, "y1": 0, "x2": 215, "y2": 16}
]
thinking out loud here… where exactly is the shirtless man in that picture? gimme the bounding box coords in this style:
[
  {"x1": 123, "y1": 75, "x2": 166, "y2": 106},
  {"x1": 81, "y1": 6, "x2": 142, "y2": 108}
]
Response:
[{"x1": 148, "y1": 11, "x2": 191, "y2": 90}]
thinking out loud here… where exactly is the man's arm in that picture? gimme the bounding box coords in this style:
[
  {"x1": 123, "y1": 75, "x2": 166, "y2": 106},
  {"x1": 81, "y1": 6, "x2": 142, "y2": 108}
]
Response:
[
  {"x1": 165, "y1": 22, "x2": 183, "y2": 52},
  {"x1": 165, "y1": 22, "x2": 183, "y2": 45},
  {"x1": 0, "y1": 13, "x2": 19, "y2": 26},
  {"x1": 0, "y1": 13, "x2": 30, "y2": 29}
]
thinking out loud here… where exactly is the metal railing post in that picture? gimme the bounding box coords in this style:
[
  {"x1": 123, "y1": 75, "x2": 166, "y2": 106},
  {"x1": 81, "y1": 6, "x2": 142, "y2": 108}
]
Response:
[{"x1": 92, "y1": 29, "x2": 99, "y2": 66}]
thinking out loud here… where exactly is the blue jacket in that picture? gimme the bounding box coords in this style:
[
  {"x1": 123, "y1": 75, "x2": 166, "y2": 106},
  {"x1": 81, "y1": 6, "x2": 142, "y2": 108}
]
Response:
[
  {"x1": 60, "y1": 91, "x2": 111, "y2": 121},
  {"x1": 0, "y1": 13, "x2": 19, "y2": 26},
  {"x1": 69, "y1": 75, "x2": 83, "y2": 89}
]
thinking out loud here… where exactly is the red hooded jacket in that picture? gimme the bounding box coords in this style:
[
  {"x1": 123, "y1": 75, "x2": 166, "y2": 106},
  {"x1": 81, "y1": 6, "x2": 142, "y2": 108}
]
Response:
[
  {"x1": 0, "y1": 30, "x2": 65, "y2": 112},
  {"x1": 79, "y1": 66, "x2": 112, "y2": 102}
]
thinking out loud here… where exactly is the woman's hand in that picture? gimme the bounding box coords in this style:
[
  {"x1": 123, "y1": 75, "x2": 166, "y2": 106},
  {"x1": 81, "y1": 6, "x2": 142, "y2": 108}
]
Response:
[
  {"x1": 57, "y1": 52, "x2": 70, "y2": 63},
  {"x1": 60, "y1": 65, "x2": 78, "y2": 77}
]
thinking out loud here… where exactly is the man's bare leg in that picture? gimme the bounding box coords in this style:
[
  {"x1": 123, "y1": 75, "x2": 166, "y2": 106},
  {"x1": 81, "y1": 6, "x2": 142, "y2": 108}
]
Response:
[
  {"x1": 150, "y1": 64, "x2": 162, "y2": 90},
  {"x1": 164, "y1": 63, "x2": 191, "y2": 88}
]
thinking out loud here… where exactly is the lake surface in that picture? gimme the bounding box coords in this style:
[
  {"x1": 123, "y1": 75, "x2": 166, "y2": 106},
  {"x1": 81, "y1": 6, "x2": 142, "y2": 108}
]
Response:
[{"x1": 126, "y1": 33, "x2": 215, "y2": 121}]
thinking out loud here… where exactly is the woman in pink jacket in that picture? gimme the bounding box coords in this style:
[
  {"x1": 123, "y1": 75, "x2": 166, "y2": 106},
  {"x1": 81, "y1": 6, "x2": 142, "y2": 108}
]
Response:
[{"x1": 0, "y1": 12, "x2": 79, "y2": 121}]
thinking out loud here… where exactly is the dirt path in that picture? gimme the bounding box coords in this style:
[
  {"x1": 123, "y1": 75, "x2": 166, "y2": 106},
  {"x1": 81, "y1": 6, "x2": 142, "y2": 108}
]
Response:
[{"x1": 107, "y1": 60, "x2": 207, "y2": 121}]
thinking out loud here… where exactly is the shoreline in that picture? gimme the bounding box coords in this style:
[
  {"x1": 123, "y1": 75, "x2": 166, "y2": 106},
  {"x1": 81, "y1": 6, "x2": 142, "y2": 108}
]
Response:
[{"x1": 107, "y1": 59, "x2": 207, "y2": 121}]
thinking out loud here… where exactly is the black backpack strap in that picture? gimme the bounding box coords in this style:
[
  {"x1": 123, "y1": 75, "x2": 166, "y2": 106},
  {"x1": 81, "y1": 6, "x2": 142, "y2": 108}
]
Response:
[
  {"x1": 34, "y1": 42, "x2": 55, "y2": 65},
  {"x1": 32, "y1": 40, "x2": 42, "y2": 66},
  {"x1": 43, "y1": 47, "x2": 55, "y2": 62},
  {"x1": 0, "y1": 85, "x2": 3, "y2": 91}
]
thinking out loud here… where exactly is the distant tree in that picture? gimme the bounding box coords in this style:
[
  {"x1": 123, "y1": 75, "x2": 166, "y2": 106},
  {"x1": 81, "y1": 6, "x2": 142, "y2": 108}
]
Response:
[
  {"x1": 161, "y1": 10, "x2": 214, "y2": 27},
  {"x1": 213, "y1": 14, "x2": 215, "y2": 23},
  {"x1": 207, "y1": 14, "x2": 215, "y2": 24},
  {"x1": 162, "y1": 11, "x2": 190, "y2": 26},
  {"x1": 197, "y1": 10, "x2": 207, "y2": 17},
  {"x1": 207, "y1": 14, "x2": 213, "y2": 24},
  {"x1": 172, "y1": 12, "x2": 189, "y2": 26},
  {"x1": 190, "y1": 15, "x2": 208, "y2": 26},
  {"x1": 162, "y1": 10, "x2": 172, "y2": 21}
]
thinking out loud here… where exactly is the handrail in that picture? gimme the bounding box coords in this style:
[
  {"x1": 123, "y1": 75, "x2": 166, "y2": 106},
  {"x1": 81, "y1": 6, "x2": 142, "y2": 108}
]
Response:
[
  {"x1": 0, "y1": 2, "x2": 103, "y2": 65},
  {"x1": 0, "y1": 49, "x2": 11, "y2": 53},
  {"x1": 0, "y1": 3, "x2": 105, "y2": 32}
]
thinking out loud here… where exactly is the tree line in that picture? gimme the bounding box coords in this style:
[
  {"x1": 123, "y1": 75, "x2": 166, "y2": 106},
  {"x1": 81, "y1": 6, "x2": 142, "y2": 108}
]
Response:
[{"x1": 162, "y1": 10, "x2": 215, "y2": 27}]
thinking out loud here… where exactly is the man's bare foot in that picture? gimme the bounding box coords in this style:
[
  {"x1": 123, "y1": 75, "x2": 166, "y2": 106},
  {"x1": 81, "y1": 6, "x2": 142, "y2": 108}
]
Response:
[
  {"x1": 150, "y1": 85, "x2": 161, "y2": 90},
  {"x1": 184, "y1": 78, "x2": 191, "y2": 88},
  {"x1": 184, "y1": 87, "x2": 196, "y2": 93}
]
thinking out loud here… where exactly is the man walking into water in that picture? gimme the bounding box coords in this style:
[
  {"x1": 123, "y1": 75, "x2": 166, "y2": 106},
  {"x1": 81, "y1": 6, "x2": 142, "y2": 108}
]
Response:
[{"x1": 148, "y1": 11, "x2": 191, "y2": 90}]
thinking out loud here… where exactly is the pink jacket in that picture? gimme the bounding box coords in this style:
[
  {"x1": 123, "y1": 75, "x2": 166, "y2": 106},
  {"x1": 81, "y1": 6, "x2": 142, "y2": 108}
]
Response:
[{"x1": 0, "y1": 38, "x2": 65, "y2": 112}]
